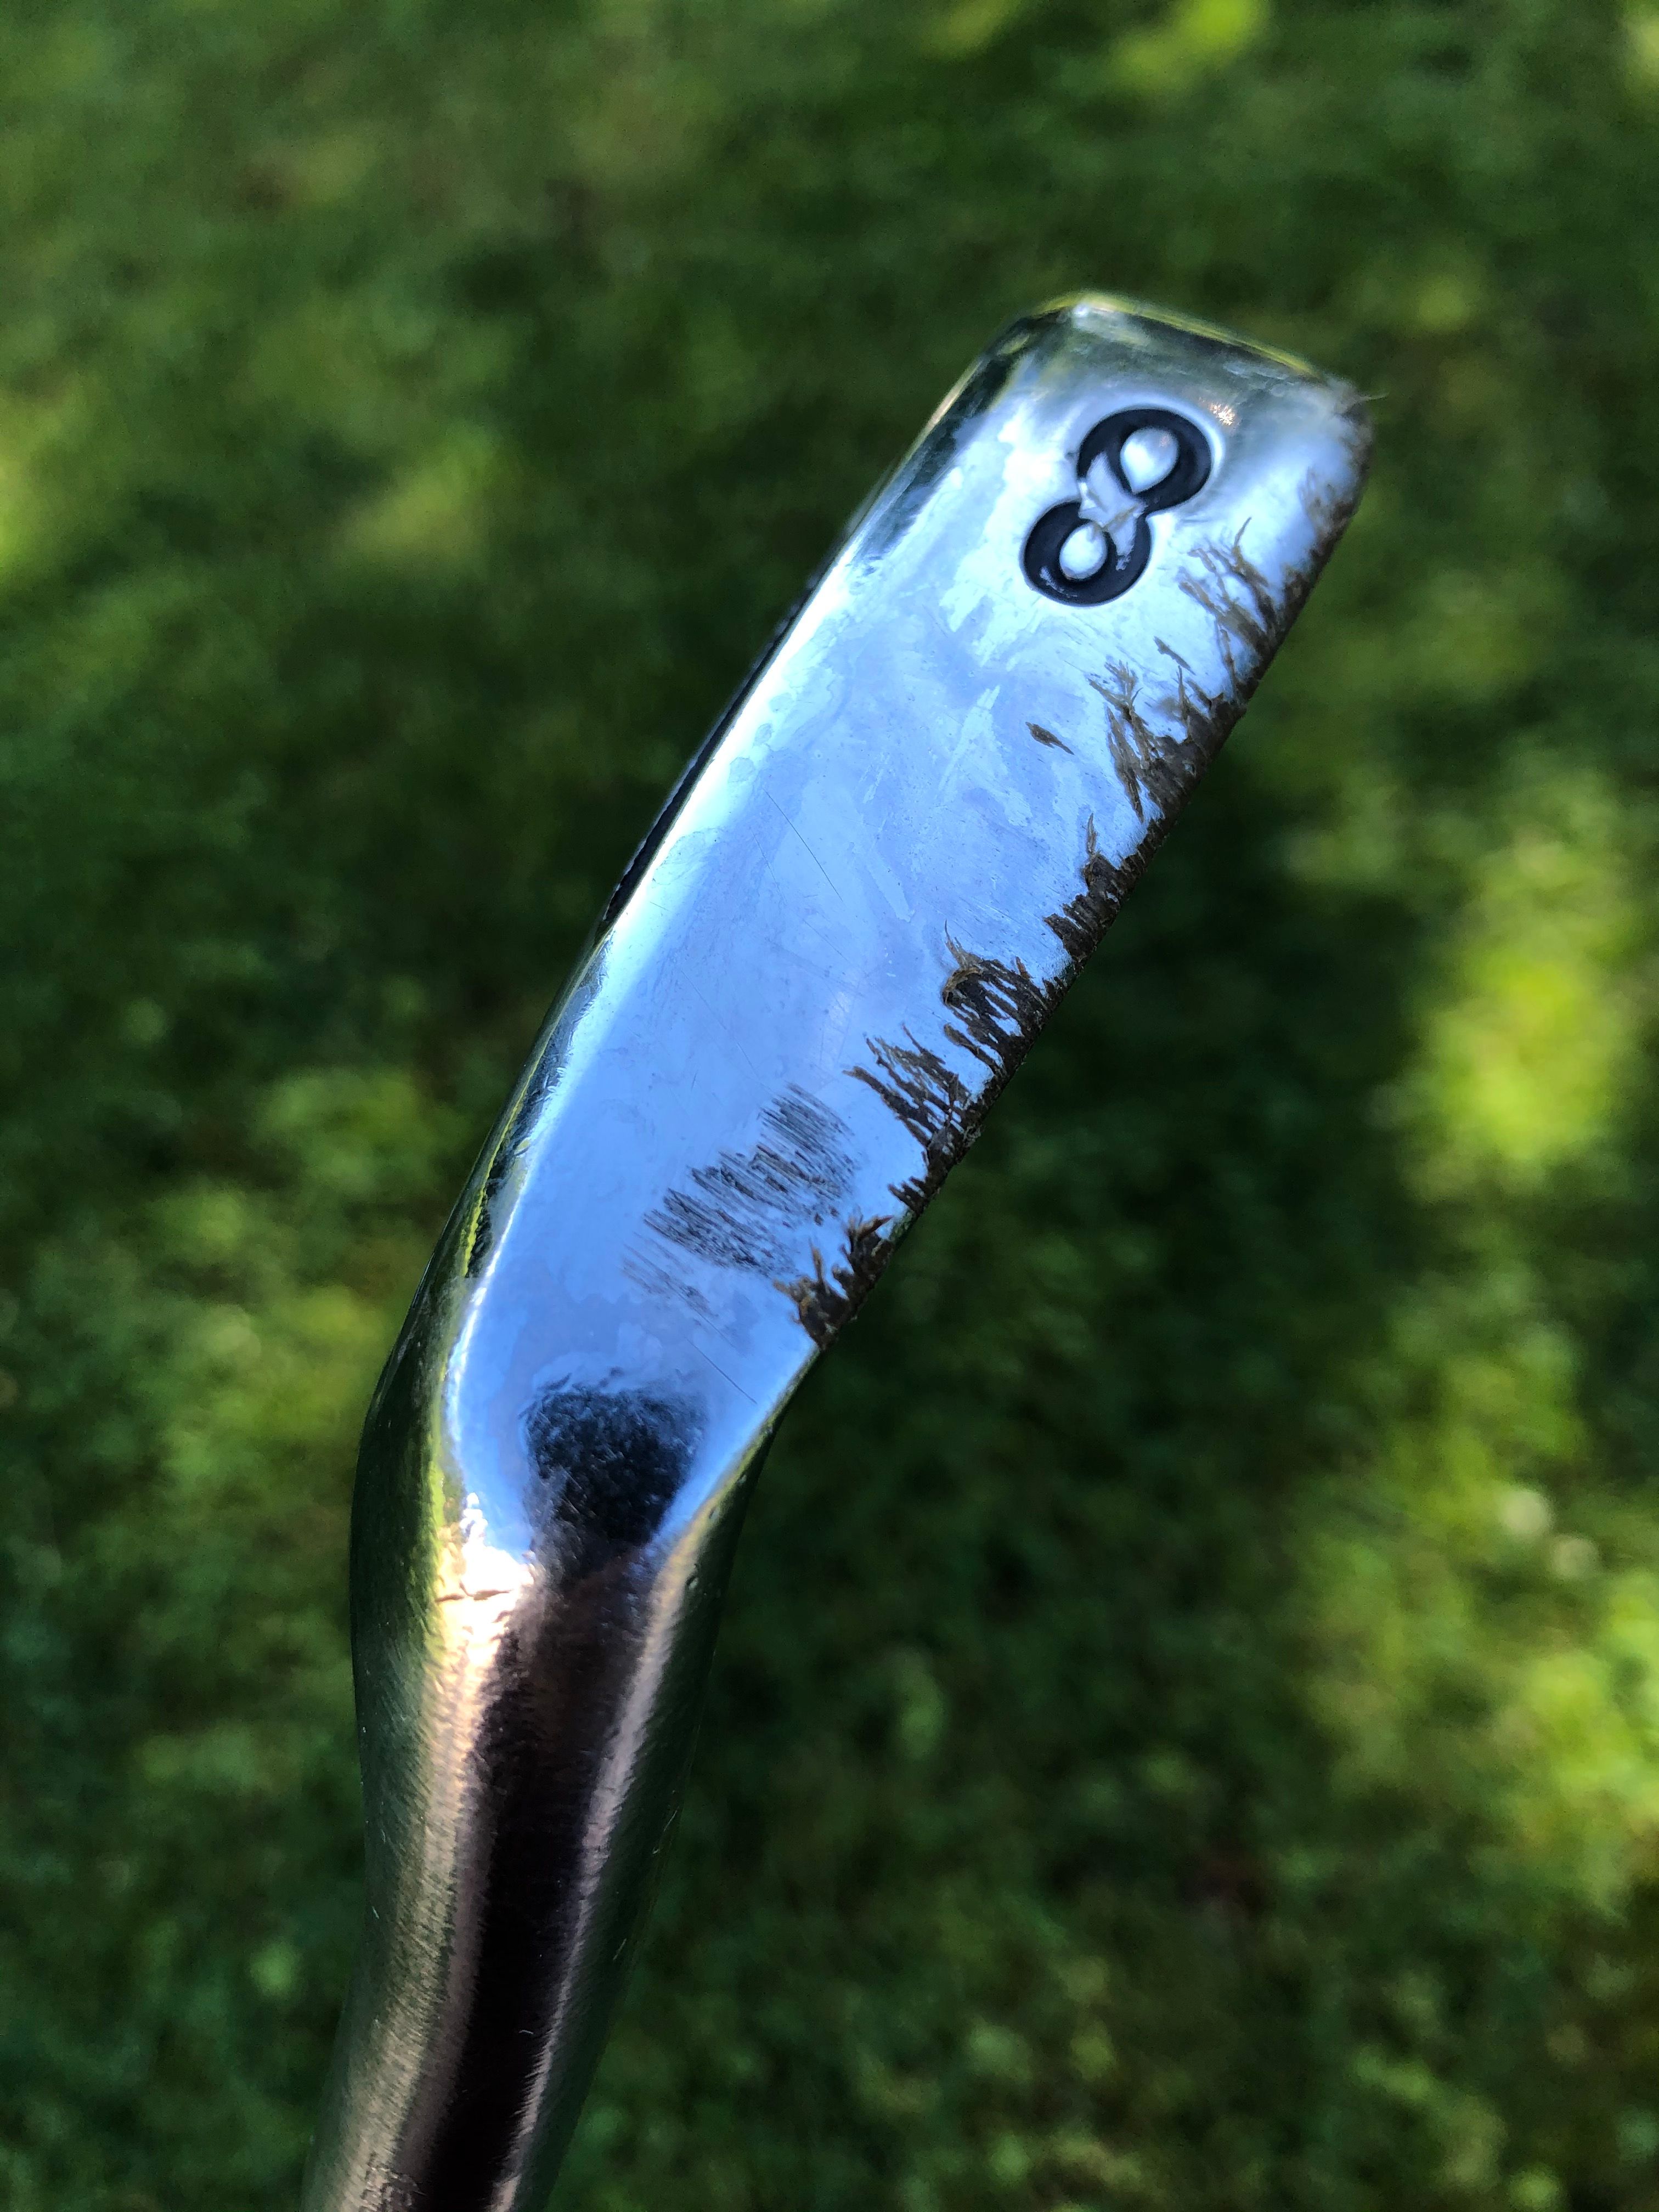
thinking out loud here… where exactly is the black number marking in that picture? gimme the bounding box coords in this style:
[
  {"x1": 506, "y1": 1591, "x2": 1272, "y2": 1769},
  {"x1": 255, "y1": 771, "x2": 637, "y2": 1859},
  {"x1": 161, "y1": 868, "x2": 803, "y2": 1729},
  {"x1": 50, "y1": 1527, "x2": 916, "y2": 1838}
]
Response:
[{"x1": 1022, "y1": 407, "x2": 1212, "y2": 607}]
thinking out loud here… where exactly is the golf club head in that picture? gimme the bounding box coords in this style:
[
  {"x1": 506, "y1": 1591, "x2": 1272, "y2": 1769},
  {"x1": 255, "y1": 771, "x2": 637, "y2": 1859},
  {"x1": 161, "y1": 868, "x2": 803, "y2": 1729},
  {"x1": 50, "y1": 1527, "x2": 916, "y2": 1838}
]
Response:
[{"x1": 302, "y1": 296, "x2": 1370, "y2": 2211}]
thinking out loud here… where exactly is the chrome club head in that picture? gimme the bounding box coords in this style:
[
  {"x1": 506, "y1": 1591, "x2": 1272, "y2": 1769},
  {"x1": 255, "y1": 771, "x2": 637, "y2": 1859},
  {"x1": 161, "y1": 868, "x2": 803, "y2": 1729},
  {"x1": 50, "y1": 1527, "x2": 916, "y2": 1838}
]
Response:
[{"x1": 302, "y1": 297, "x2": 1370, "y2": 2211}]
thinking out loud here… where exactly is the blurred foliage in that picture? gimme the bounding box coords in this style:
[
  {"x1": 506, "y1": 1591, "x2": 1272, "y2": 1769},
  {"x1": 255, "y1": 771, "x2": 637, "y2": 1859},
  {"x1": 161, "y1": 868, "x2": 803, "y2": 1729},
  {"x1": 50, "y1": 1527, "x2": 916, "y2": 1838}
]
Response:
[{"x1": 3, "y1": 0, "x2": 1659, "y2": 2206}]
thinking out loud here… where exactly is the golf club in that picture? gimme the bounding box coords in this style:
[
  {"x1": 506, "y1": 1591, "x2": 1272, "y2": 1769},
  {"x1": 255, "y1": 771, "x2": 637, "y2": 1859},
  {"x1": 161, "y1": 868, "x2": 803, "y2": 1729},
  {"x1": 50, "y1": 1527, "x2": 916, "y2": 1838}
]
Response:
[{"x1": 301, "y1": 295, "x2": 1371, "y2": 2212}]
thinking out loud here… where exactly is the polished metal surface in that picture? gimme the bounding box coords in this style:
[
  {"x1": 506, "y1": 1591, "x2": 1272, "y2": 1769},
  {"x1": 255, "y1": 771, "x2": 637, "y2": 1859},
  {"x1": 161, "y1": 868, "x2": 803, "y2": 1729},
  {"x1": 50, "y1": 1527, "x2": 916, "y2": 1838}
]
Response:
[{"x1": 302, "y1": 297, "x2": 1370, "y2": 2211}]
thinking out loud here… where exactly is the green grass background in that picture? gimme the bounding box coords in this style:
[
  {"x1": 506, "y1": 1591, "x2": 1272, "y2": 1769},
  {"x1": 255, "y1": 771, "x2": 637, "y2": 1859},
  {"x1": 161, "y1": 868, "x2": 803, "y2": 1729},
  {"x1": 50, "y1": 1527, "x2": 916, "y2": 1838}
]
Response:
[{"x1": 5, "y1": 0, "x2": 1659, "y2": 2204}]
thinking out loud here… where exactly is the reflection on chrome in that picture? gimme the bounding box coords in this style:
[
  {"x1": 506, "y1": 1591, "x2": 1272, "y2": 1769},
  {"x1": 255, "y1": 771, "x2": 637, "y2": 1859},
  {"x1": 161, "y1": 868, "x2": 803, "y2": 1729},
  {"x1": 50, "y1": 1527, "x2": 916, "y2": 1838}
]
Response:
[{"x1": 301, "y1": 296, "x2": 1371, "y2": 2211}]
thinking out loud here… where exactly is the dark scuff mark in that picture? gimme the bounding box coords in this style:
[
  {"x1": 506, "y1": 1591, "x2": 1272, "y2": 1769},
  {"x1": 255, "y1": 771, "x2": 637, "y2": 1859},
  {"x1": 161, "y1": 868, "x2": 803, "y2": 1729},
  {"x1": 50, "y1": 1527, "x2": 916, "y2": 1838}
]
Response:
[
  {"x1": 1087, "y1": 524, "x2": 1307, "y2": 832},
  {"x1": 849, "y1": 1028, "x2": 978, "y2": 1213},
  {"x1": 844, "y1": 811, "x2": 1158, "y2": 1224},
  {"x1": 849, "y1": 998, "x2": 1032, "y2": 1217},
  {"x1": 1091, "y1": 664, "x2": 1164, "y2": 822},
  {"x1": 1178, "y1": 417, "x2": 1369, "y2": 699},
  {"x1": 848, "y1": 939, "x2": 1056, "y2": 1213},
  {"x1": 776, "y1": 1215, "x2": 894, "y2": 1349},
  {"x1": 1045, "y1": 815, "x2": 1146, "y2": 964},
  {"x1": 1186, "y1": 528, "x2": 1283, "y2": 672},
  {"x1": 1180, "y1": 528, "x2": 1288, "y2": 682},
  {"x1": 645, "y1": 1085, "x2": 855, "y2": 1277},
  {"x1": 524, "y1": 1385, "x2": 699, "y2": 1554},
  {"x1": 641, "y1": 1084, "x2": 901, "y2": 1347},
  {"x1": 1083, "y1": 439, "x2": 1369, "y2": 865},
  {"x1": 940, "y1": 935, "x2": 1053, "y2": 1077},
  {"x1": 1087, "y1": 649, "x2": 1233, "y2": 826},
  {"x1": 802, "y1": 416, "x2": 1374, "y2": 1348},
  {"x1": 847, "y1": 439, "x2": 1371, "y2": 1236},
  {"x1": 847, "y1": 871, "x2": 1111, "y2": 1220}
]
